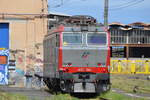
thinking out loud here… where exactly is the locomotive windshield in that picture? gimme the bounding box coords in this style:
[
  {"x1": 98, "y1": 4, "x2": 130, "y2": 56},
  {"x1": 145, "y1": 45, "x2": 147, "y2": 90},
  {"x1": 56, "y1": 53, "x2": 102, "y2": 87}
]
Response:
[
  {"x1": 87, "y1": 33, "x2": 106, "y2": 45},
  {"x1": 63, "y1": 33, "x2": 82, "y2": 45}
]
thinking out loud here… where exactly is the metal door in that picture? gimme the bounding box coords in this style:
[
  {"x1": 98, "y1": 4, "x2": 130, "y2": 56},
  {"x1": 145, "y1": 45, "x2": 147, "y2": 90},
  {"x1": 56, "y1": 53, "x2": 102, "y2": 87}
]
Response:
[{"x1": 0, "y1": 23, "x2": 9, "y2": 85}]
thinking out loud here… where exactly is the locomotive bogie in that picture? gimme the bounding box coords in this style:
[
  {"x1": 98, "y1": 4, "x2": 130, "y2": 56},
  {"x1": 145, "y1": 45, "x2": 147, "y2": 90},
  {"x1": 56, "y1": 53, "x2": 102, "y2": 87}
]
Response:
[{"x1": 58, "y1": 72, "x2": 110, "y2": 93}]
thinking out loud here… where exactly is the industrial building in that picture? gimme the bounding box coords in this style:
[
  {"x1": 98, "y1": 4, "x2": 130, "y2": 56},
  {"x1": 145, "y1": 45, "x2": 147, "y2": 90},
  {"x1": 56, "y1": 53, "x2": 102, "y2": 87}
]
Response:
[
  {"x1": 0, "y1": 0, "x2": 48, "y2": 85},
  {"x1": 109, "y1": 22, "x2": 150, "y2": 59},
  {"x1": 0, "y1": 0, "x2": 48, "y2": 68}
]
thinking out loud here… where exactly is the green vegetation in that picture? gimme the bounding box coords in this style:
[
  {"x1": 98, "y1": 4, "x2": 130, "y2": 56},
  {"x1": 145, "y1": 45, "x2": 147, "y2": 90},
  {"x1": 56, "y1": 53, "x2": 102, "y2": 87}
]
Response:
[
  {"x1": 47, "y1": 93, "x2": 78, "y2": 100},
  {"x1": 111, "y1": 74, "x2": 150, "y2": 94},
  {"x1": 0, "y1": 92, "x2": 28, "y2": 100},
  {"x1": 100, "y1": 91, "x2": 148, "y2": 100},
  {"x1": 48, "y1": 91, "x2": 149, "y2": 100},
  {"x1": 0, "y1": 90, "x2": 149, "y2": 100}
]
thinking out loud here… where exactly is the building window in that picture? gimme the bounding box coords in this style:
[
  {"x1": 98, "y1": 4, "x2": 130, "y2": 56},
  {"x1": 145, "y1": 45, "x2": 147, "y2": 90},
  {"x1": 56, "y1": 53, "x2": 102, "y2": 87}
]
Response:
[{"x1": 111, "y1": 46, "x2": 126, "y2": 58}]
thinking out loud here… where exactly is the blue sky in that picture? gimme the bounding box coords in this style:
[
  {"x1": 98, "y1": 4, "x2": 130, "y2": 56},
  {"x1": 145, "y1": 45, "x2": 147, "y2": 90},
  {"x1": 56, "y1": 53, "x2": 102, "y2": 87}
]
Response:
[{"x1": 48, "y1": 0, "x2": 150, "y2": 24}]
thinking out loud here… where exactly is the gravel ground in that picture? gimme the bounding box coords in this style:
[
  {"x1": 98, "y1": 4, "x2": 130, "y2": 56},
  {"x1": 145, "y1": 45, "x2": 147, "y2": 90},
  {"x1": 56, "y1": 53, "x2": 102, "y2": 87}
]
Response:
[
  {"x1": 0, "y1": 86, "x2": 52, "y2": 100},
  {"x1": 112, "y1": 88, "x2": 150, "y2": 99}
]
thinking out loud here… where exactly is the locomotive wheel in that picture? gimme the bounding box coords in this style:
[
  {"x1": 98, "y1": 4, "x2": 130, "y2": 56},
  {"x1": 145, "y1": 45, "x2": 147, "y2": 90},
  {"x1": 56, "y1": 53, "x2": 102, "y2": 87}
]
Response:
[
  {"x1": 60, "y1": 80, "x2": 67, "y2": 92},
  {"x1": 44, "y1": 78, "x2": 54, "y2": 90},
  {"x1": 52, "y1": 78, "x2": 61, "y2": 92},
  {"x1": 44, "y1": 78, "x2": 61, "y2": 92},
  {"x1": 60, "y1": 80, "x2": 72, "y2": 93},
  {"x1": 96, "y1": 81, "x2": 110, "y2": 94}
]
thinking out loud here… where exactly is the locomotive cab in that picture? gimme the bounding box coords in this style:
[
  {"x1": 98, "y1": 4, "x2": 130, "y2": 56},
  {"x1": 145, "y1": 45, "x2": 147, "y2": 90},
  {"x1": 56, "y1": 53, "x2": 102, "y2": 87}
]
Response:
[{"x1": 59, "y1": 26, "x2": 110, "y2": 93}]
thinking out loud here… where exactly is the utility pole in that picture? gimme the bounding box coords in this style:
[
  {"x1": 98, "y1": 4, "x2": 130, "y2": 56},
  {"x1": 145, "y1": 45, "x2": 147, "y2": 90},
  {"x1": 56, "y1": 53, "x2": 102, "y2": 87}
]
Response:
[{"x1": 104, "y1": 0, "x2": 109, "y2": 27}]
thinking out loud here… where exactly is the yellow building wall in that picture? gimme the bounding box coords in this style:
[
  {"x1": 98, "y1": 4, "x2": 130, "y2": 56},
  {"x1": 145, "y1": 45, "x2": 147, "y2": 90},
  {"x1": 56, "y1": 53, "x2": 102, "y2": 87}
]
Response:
[
  {"x1": 0, "y1": 0, "x2": 48, "y2": 71},
  {"x1": 0, "y1": 0, "x2": 47, "y2": 14}
]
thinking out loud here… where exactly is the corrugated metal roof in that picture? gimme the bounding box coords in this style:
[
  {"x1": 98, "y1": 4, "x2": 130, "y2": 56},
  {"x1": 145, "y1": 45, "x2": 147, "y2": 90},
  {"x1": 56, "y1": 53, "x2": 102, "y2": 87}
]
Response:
[
  {"x1": 128, "y1": 22, "x2": 149, "y2": 27},
  {"x1": 49, "y1": 12, "x2": 71, "y2": 17},
  {"x1": 109, "y1": 22, "x2": 125, "y2": 26},
  {"x1": 109, "y1": 22, "x2": 150, "y2": 30}
]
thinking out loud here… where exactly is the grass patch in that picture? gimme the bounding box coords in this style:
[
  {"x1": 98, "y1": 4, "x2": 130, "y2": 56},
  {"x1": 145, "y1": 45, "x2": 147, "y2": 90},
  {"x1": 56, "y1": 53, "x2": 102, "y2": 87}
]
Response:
[
  {"x1": 100, "y1": 91, "x2": 148, "y2": 100},
  {"x1": 0, "y1": 90, "x2": 149, "y2": 100},
  {"x1": 48, "y1": 93, "x2": 79, "y2": 100},
  {"x1": 0, "y1": 92, "x2": 28, "y2": 100},
  {"x1": 111, "y1": 74, "x2": 150, "y2": 94},
  {"x1": 46, "y1": 91, "x2": 149, "y2": 100}
]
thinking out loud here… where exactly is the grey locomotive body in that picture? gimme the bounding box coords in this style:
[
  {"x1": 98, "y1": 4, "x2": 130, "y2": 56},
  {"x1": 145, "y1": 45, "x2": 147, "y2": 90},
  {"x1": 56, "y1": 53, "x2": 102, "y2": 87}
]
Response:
[{"x1": 43, "y1": 16, "x2": 110, "y2": 93}]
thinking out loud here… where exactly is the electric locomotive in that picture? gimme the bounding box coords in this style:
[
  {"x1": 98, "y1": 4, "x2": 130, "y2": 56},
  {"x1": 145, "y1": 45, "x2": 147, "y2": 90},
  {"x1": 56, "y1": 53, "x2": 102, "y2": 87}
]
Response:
[{"x1": 43, "y1": 15, "x2": 110, "y2": 93}]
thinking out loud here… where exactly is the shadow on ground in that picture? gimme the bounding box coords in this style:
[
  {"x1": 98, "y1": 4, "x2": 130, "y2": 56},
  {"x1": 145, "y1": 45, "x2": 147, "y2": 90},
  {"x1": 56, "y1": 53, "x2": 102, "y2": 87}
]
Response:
[{"x1": 71, "y1": 93, "x2": 99, "y2": 99}]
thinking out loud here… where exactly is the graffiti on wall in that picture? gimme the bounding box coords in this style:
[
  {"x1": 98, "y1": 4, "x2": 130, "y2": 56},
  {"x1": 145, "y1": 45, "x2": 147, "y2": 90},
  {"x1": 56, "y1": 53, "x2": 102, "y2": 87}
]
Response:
[
  {"x1": 0, "y1": 50, "x2": 9, "y2": 85},
  {"x1": 9, "y1": 49, "x2": 43, "y2": 87}
]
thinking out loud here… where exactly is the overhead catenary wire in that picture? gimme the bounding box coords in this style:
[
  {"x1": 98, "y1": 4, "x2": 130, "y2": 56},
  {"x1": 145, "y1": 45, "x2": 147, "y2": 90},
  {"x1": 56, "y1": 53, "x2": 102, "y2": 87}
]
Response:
[
  {"x1": 109, "y1": 0, "x2": 144, "y2": 11},
  {"x1": 110, "y1": 0, "x2": 138, "y2": 8},
  {"x1": 49, "y1": 0, "x2": 145, "y2": 11},
  {"x1": 49, "y1": 0, "x2": 66, "y2": 8},
  {"x1": 49, "y1": 0, "x2": 91, "y2": 9}
]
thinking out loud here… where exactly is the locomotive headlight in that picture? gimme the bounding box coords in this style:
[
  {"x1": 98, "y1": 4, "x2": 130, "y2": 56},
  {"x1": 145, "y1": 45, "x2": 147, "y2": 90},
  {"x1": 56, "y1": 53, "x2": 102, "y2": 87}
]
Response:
[
  {"x1": 102, "y1": 68, "x2": 108, "y2": 73},
  {"x1": 67, "y1": 63, "x2": 72, "y2": 66},
  {"x1": 63, "y1": 62, "x2": 72, "y2": 67},
  {"x1": 63, "y1": 63, "x2": 68, "y2": 66},
  {"x1": 97, "y1": 63, "x2": 102, "y2": 66}
]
